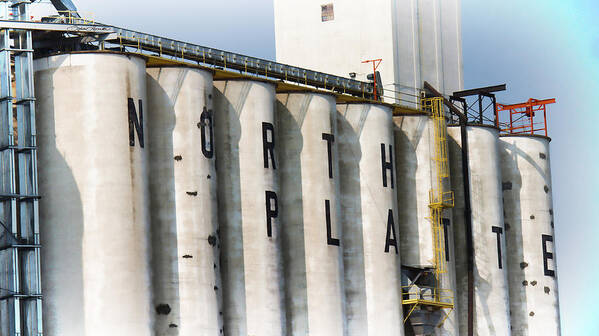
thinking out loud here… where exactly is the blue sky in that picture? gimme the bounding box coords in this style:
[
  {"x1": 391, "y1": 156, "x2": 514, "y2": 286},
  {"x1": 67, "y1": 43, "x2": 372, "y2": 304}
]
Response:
[
  {"x1": 70, "y1": 0, "x2": 598, "y2": 334},
  {"x1": 463, "y1": 1, "x2": 599, "y2": 334}
]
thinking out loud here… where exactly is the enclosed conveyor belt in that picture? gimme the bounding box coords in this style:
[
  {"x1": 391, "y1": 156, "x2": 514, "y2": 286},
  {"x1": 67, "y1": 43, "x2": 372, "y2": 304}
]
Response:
[
  {"x1": 102, "y1": 26, "x2": 374, "y2": 97},
  {"x1": 49, "y1": 0, "x2": 80, "y2": 18},
  {"x1": 0, "y1": 19, "x2": 375, "y2": 98}
]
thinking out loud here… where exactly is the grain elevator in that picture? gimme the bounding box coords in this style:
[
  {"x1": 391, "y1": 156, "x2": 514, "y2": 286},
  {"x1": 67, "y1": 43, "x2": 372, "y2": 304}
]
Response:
[{"x1": 0, "y1": 0, "x2": 561, "y2": 335}]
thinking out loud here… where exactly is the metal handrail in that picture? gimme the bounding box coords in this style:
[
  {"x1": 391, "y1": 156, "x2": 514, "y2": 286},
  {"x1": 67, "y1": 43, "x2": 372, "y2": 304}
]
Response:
[
  {"x1": 402, "y1": 285, "x2": 454, "y2": 306},
  {"x1": 103, "y1": 25, "x2": 374, "y2": 98},
  {"x1": 56, "y1": 10, "x2": 94, "y2": 25}
]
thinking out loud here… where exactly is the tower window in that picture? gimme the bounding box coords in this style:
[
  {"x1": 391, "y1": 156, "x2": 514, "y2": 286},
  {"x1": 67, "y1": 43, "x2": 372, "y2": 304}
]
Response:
[{"x1": 321, "y1": 4, "x2": 334, "y2": 22}]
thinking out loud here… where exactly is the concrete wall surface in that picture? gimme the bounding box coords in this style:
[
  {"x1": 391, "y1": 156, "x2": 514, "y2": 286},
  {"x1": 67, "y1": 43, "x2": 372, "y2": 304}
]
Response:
[
  {"x1": 394, "y1": 115, "x2": 435, "y2": 268},
  {"x1": 337, "y1": 103, "x2": 404, "y2": 336},
  {"x1": 447, "y1": 126, "x2": 511, "y2": 336},
  {"x1": 500, "y1": 135, "x2": 561, "y2": 335},
  {"x1": 35, "y1": 53, "x2": 152, "y2": 336},
  {"x1": 147, "y1": 67, "x2": 222, "y2": 335},
  {"x1": 277, "y1": 92, "x2": 345, "y2": 335},
  {"x1": 214, "y1": 80, "x2": 286, "y2": 336},
  {"x1": 274, "y1": 0, "x2": 463, "y2": 102}
]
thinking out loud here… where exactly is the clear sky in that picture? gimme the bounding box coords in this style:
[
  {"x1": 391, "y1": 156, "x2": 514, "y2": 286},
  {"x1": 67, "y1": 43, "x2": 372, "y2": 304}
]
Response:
[
  {"x1": 463, "y1": 1, "x2": 599, "y2": 334},
  {"x1": 63, "y1": 0, "x2": 598, "y2": 334}
]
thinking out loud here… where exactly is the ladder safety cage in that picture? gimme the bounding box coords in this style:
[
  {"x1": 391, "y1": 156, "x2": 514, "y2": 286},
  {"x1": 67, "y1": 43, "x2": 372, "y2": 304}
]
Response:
[
  {"x1": 422, "y1": 97, "x2": 454, "y2": 276},
  {"x1": 402, "y1": 97, "x2": 454, "y2": 326}
]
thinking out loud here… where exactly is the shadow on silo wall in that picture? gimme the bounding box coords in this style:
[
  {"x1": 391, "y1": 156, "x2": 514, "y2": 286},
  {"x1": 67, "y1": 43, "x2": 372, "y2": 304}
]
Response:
[
  {"x1": 145, "y1": 73, "x2": 181, "y2": 333},
  {"x1": 213, "y1": 85, "x2": 247, "y2": 335},
  {"x1": 35, "y1": 66, "x2": 85, "y2": 335},
  {"x1": 446, "y1": 130, "x2": 468, "y2": 334},
  {"x1": 275, "y1": 99, "x2": 309, "y2": 333},
  {"x1": 336, "y1": 113, "x2": 365, "y2": 334},
  {"x1": 447, "y1": 126, "x2": 510, "y2": 335},
  {"x1": 393, "y1": 120, "x2": 422, "y2": 266},
  {"x1": 499, "y1": 140, "x2": 527, "y2": 331}
]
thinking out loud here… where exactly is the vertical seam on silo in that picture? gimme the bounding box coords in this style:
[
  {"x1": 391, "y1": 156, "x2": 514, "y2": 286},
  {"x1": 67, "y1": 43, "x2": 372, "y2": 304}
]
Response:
[
  {"x1": 411, "y1": 0, "x2": 420, "y2": 90},
  {"x1": 233, "y1": 82, "x2": 252, "y2": 118},
  {"x1": 360, "y1": 106, "x2": 391, "y2": 227},
  {"x1": 416, "y1": 0, "x2": 423, "y2": 91},
  {"x1": 356, "y1": 105, "x2": 369, "y2": 138},
  {"x1": 434, "y1": 0, "x2": 444, "y2": 93},
  {"x1": 168, "y1": 68, "x2": 188, "y2": 104},
  {"x1": 297, "y1": 94, "x2": 312, "y2": 127}
]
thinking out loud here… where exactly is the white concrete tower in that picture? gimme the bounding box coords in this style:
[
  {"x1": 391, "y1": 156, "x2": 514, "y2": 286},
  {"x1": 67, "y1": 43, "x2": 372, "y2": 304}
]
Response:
[{"x1": 273, "y1": 0, "x2": 463, "y2": 100}]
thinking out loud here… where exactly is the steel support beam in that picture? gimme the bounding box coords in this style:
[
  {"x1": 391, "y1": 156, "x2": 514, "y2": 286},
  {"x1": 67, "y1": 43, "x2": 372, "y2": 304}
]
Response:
[
  {"x1": 0, "y1": 19, "x2": 112, "y2": 33},
  {"x1": 452, "y1": 84, "x2": 506, "y2": 98}
]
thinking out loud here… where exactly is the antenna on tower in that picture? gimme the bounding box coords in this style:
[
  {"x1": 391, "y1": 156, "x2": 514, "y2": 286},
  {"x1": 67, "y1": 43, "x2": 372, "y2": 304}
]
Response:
[{"x1": 362, "y1": 59, "x2": 383, "y2": 101}]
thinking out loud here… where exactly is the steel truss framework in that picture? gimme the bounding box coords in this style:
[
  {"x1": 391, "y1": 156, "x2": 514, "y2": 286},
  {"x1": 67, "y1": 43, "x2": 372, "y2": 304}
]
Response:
[
  {"x1": 0, "y1": 1, "x2": 43, "y2": 335},
  {"x1": 449, "y1": 84, "x2": 506, "y2": 126}
]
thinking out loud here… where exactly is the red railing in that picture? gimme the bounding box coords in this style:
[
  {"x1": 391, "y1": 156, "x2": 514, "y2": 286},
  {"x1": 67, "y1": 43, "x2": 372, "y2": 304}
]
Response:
[{"x1": 495, "y1": 98, "x2": 556, "y2": 136}]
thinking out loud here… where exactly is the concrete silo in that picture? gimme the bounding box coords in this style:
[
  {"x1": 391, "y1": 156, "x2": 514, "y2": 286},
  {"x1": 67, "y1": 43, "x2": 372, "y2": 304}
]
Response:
[
  {"x1": 394, "y1": 112, "x2": 459, "y2": 335},
  {"x1": 276, "y1": 91, "x2": 345, "y2": 335},
  {"x1": 447, "y1": 125, "x2": 511, "y2": 336},
  {"x1": 34, "y1": 52, "x2": 152, "y2": 336},
  {"x1": 146, "y1": 67, "x2": 222, "y2": 335},
  {"x1": 214, "y1": 79, "x2": 285, "y2": 336},
  {"x1": 499, "y1": 135, "x2": 560, "y2": 335},
  {"x1": 394, "y1": 114, "x2": 435, "y2": 269},
  {"x1": 337, "y1": 102, "x2": 404, "y2": 336}
]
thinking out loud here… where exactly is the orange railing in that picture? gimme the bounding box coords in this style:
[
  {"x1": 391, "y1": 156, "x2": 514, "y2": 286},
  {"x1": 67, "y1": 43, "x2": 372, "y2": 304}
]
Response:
[{"x1": 495, "y1": 98, "x2": 556, "y2": 136}]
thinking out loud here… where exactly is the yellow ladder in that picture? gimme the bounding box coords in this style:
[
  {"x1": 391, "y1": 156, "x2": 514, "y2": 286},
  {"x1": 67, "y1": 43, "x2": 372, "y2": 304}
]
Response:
[
  {"x1": 403, "y1": 98, "x2": 455, "y2": 327},
  {"x1": 425, "y1": 96, "x2": 454, "y2": 302},
  {"x1": 423, "y1": 97, "x2": 454, "y2": 279}
]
